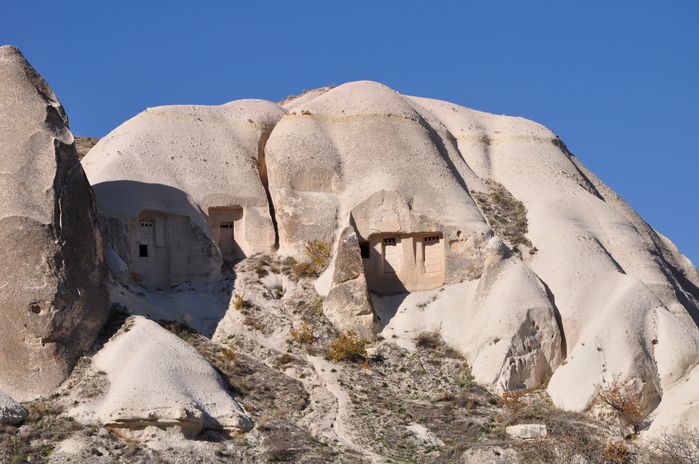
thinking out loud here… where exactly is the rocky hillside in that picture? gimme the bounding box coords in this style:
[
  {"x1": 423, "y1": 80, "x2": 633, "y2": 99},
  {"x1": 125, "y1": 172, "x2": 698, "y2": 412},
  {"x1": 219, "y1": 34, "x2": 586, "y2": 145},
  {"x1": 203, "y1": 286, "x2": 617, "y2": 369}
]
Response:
[{"x1": 3, "y1": 44, "x2": 699, "y2": 463}]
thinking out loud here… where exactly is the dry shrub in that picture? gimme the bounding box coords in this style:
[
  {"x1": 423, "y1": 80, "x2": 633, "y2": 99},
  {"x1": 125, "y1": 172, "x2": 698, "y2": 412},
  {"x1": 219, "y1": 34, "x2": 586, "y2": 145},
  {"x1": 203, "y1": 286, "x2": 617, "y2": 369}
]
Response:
[
  {"x1": 233, "y1": 294, "x2": 248, "y2": 311},
  {"x1": 292, "y1": 262, "x2": 313, "y2": 277},
  {"x1": 305, "y1": 239, "x2": 331, "y2": 270},
  {"x1": 472, "y1": 180, "x2": 532, "y2": 250},
  {"x1": 328, "y1": 330, "x2": 368, "y2": 363},
  {"x1": 293, "y1": 240, "x2": 332, "y2": 277},
  {"x1": 129, "y1": 272, "x2": 143, "y2": 284},
  {"x1": 415, "y1": 331, "x2": 441, "y2": 349},
  {"x1": 501, "y1": 390, "x2": 526, "y2": 415},
  {"x1": 290, "y1": 322, "x2": 315, "y2": 344},
  {"x1": 220, "y1": 347, "x2": 236, "y2": 362},
  {"x1": 594, "y1": 376, "x2": 642, "y2": 436},
  {"x1": 452, "y1": 390, "x2": 481, "y2": 410},
  {"x1": 603, "y1": 441, "x2": 628, "y2": 464},
  {"x1": 435, "y1": 390, "x2": 455, "y2": 402},
  {"x1": 517, "y1": 428, "x2": 605, "y2": 464},
  {"x1": 277, "y1": 353, "x2": 296, "y2": 365},
  {"x1": 645, "y1": 427, "x2": 699, "y2": 464}
]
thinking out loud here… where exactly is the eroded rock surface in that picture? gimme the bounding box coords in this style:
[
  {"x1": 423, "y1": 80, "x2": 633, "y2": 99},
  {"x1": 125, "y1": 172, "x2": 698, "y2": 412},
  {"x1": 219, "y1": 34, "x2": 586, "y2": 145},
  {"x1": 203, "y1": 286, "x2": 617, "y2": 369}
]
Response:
[
  {"x1": 0, "y1": 45, "x2": 109, "y2": 401},
  {"x1": 323, "y1": 226, "x2": 377, "y2": 340},
  {"x1": 82, "y1": 99, "x2": 284, "y2": 289},
  {"x1": 86, "y1": 317, "x2": 252, "y2": 439}
]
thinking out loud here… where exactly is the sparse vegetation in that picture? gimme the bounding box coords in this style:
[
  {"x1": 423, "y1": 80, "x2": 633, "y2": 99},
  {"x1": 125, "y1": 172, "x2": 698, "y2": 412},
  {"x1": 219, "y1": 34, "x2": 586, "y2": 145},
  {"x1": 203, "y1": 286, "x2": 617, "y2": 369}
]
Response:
[
  {"x1": 290, "y1": 321, "x2": 315, "y2": 344},
  {"x1": 293, "y1": 239, "x2": 332, "y2": 277},
  {"x1": 415, "y1": 331, "x2": 441, "y2": 350},
  {"x1": 501, "y1": 389, "x2": 527, "y2": 416},
  {"x1": 73, "y1": 135, "x2": 100, "y2": 159},
  {"x1": 328, "y1": 330, "x2": 368, "y2": 363},
  {"x1": 276, "y1": 86, "x2": 336, "y2": 105},
  {"x1": 233, "y1": 293, "x2": 248, "y2": 311},
  {"x1": 594, "y1": 376, "x2": 643, "y2": 437},
  {"x1": 472, "y1": 180, "x2": 532, "y2": 254},
  {"x1": 8, "y1": 252, "x2": 697, "y2": 464},
  {"x1": 645, "y1": 427, "x2": 699, "y2": 464}
]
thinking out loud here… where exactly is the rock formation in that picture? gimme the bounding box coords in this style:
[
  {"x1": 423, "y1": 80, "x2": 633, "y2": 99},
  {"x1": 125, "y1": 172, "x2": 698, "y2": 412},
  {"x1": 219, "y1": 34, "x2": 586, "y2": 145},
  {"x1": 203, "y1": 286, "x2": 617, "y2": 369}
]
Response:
[
  {"x1": 0, "y1": 45, "x2": 109, "y2": 401},
  {"x1": 82, "y1": 101, "x2": 284, "y2": 290},
  {"x1": 72, "y1": 78, "x2": 699, "y2": 432},
  {"x1": 0, "y1": 391, "x2": 27, "y2": 425},
  {"x1": 323, "y1": 226, "x2": 377, "y2": 340},
  {"x1": 74, "y1": 317, "x2": 253, "y2": 439}
]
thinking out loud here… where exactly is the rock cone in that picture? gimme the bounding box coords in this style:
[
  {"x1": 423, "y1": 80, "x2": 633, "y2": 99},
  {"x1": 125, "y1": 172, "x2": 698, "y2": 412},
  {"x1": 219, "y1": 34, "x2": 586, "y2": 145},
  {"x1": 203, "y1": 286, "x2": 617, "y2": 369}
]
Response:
[{"x1": 0, "y1": 45, "x2": 109, "y2": 400}]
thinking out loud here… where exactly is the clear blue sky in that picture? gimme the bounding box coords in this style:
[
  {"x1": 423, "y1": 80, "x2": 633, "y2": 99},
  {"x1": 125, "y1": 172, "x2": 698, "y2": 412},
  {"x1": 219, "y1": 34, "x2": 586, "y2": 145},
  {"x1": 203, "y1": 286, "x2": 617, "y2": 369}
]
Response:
[{"x1": 2, "y1": 1, "x2": 698, "y2": 264}]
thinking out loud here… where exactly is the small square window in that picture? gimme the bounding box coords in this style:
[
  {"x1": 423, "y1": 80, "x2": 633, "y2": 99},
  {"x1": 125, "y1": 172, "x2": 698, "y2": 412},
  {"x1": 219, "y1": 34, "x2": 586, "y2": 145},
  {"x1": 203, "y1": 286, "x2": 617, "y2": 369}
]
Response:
[{"x1": 139, "y1": 244, "x2": 148, "y2": 257}]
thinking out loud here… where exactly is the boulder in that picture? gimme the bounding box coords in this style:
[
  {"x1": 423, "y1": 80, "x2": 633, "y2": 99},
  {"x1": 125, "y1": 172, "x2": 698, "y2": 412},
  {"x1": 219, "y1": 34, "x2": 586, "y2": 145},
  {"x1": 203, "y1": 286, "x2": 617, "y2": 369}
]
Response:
[
  {"x1": 0, "y1": 45, "x2": 109, "y2": 400},
  {"x1": 0, "y1": 391, "x2": 27, "y2": 424},
  {"x1": 323, "y1": 226, "x2": 377, "y2": 340},
  {"x1": 505, "y1": 424, "x2": 548, "y2": 439},
  {"x1": 89, "y1": 316, "x2": 252, "y2": 439}
]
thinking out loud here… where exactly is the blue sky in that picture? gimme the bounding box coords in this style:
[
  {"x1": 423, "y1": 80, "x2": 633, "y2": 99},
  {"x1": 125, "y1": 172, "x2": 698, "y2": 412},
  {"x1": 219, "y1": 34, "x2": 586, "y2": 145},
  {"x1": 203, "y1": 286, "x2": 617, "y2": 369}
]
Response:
[{"x1": 2, "y1": 1, "x2": 698, "y2": 264}]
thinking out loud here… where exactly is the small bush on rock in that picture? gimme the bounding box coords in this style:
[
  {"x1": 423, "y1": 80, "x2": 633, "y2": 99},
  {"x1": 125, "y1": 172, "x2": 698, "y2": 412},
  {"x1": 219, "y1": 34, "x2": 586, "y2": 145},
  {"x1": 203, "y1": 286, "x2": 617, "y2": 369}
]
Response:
[
  {"x1": 293, "y1": 240, "x2": 332, "y2": 277},
  {"x1": 290, "y1": 322, "x2": 315, "y2": 344},
  {"x1": 501, "y1": 390, "x2": 526, "y2": 416},
  {"x1": 233, "y1": 294, "x2": 248, "y2": 311},
  {"x1": 328, "y1": 330, "x2": 368, "y2": 363},
  {"x1": 603, "y1": 441, "x2": 629, "y2": 464}
]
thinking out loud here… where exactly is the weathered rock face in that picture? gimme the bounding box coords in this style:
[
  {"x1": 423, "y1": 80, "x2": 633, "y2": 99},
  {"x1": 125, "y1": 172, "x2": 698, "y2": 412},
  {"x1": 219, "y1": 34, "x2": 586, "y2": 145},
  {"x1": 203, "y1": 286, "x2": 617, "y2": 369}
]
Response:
[
  {"x1": 266, "y1": 82, "x2": 491, "y2": 279},
  {"x1": 0, "y1": 45, "x2": 110, "y2": 401},
  {"x1": 82, "y1": 100, "x2": 284, "y2": 289},
  {"x1": 323, "y1": 226, "x2": 377, "y2": 340}
]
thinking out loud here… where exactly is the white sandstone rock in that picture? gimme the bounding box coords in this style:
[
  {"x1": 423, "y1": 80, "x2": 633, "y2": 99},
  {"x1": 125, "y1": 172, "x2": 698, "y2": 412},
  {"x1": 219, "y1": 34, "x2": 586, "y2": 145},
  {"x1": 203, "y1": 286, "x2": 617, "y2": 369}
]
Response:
[
  {"x1": 82, "y1": 100, "x2": 284, "y2": 289},
  {"x1": 89, "y1": 316, "x2": 252, "y2": 439},
  {"x1": 506, "y1": 424, "x2": 548, "y2": 439}
]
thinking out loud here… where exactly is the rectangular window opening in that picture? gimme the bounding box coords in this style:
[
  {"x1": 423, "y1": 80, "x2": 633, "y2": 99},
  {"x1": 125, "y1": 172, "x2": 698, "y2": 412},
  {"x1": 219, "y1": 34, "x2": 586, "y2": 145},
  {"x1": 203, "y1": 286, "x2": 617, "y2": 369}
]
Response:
[
  {"x1": 359, "y1": 242, "x2": 370, "y2": 259},
  {"x1": 139, "y1": 244, "x2": 148, "y2": 258}
]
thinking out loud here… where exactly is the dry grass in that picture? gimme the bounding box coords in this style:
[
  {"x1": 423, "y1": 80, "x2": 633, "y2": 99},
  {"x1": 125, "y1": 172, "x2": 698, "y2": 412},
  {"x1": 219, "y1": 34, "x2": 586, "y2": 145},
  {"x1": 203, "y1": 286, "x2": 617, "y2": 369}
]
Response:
[
  {"x1": 472, "y1": 180, "x2": 532, "y2": 253},
  {"x1": 415, "y1": 331, "x2": 441, "y2": 350},
  {"x1": 73, "y1": 136, "x2": 99, "y2": 159},
  {"x1": 276, "y1": 86, "x2": 335, "y2": 105},
  {"x1": 290, "y1": 321, "x2": 315, "y2": 344},
  {"x1": 233, "y1": 293, "x2": 248, "y2": 311},
  {"x1": 293, "y1": 240, "x2": 332, "y2": 277}
]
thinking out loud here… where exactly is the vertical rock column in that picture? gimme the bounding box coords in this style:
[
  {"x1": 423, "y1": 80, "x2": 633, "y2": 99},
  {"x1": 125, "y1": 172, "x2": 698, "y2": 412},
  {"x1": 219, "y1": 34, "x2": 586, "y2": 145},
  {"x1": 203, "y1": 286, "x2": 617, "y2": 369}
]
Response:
[
  {"x1": 0, "y1": 45, "x2": 109, "y2": 400},
  {"x1": 323, "y1": 226, "x2": 378, "y2": 340}
]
